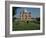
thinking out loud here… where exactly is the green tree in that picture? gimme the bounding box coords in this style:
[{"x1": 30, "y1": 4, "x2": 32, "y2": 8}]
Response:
[{"x1": 12, "y1": 7, "x2": 20, "y2": 22}]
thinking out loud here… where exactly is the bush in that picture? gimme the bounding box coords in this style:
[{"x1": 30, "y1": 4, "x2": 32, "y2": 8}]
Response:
[{"x1": 36, "y1": 17, "x2": 40, "y2": 21}]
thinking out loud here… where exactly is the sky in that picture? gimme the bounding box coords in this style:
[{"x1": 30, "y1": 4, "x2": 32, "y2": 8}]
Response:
[{"x1": 14, "y1": 7, "x2": 40, "y2": 18}]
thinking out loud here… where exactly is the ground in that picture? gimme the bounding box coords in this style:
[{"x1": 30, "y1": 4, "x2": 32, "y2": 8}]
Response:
[{"x1": 12, "y1": 20, "x2": 40, "y2": 31}]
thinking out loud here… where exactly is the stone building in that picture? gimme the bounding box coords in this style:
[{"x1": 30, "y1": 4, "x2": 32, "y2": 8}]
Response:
[{"x1": 20, "y1": 9, "x2": 31, "y2": 22}]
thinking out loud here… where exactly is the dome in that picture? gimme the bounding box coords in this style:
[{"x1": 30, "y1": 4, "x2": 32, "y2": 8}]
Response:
[
  {"x1": 24, "y1": 9, "x2": 27, "y2": 12},
  {"x1": 29, "y1": 12, "x2": 31, "y2": 14}
]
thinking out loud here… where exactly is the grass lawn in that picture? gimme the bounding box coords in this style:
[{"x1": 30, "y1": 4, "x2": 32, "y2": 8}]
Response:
[{"x1": 12, "y1": 20, "x2": 40, "y2": 31}]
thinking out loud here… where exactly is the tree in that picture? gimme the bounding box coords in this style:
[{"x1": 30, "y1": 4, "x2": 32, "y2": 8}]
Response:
[
  {"x1": 12, "y1": 7, "x2": 20, "y2": 22},
  {"x1": 36, "y1": 17, "x2": 40, "y2": 21}
]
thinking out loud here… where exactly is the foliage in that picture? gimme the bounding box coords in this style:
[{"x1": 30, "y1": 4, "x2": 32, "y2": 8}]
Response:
[
  {"x1": 12, "y1": 7, "x2": 19, "y2": 22},
  {"x1": 36, "y1": 17, "x2": 40, "y2": 21}
]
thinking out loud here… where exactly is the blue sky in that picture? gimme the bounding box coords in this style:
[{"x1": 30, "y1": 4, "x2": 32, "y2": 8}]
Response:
[{"x1": 14, "y1": 7, "x2": 40, "y2": 18}]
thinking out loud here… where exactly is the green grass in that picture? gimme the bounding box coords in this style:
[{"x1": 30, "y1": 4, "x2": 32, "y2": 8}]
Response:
[{"x1": 12, "y1": 20, "x2": 40, "y2": 31}]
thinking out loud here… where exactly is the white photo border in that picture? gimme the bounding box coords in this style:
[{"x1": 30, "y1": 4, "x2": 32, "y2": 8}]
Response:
[{"x1": 10, "y1": 4, "x2": 43, "y2": 34}]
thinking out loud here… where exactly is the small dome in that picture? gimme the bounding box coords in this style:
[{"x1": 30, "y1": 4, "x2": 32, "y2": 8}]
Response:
[
  {"x1": 29, "y1": 12, "x2": 31, "y2": 14},
  {"x1": 24, "y1": 9, "x2": 27, "y2": 12}
]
